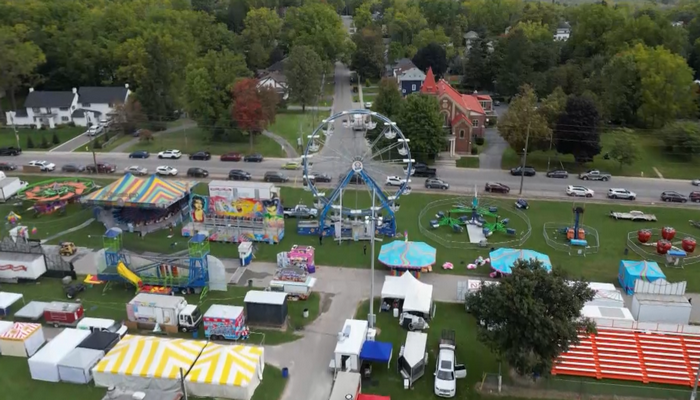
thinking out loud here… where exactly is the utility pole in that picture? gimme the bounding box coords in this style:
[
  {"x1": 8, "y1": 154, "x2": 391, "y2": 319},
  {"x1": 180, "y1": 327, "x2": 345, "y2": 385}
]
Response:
[
  {"x1": 546, "y1": 131, "x2": 554, "y2": 172},
  {"x1": 518, "y1": 121, "x2": 531, "y2": 195},
  {"x1": 9, "y1": 114, "x2": 20, "y2": 149},
  {"x1": 368, "y1": 187, "x2": 376, "y2": 328}
]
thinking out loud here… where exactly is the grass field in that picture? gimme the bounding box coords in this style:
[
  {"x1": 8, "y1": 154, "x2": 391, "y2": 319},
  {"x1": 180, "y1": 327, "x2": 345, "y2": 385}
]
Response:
[
  {"x1": 124, "y1": 127, "x2": 286, "y2": 157},
  {"x1": 267, "y1": 111, "x2": 322, "y2": 151},
  {"x1": 456, "y1": 156, "x2": 480, "y2": 168},
  {"x1": 1, "y1": 126, "x2": 84, "y2": 150},
  {"x1": 501, "y1": 132, "x2": 700, "y2": 180}
]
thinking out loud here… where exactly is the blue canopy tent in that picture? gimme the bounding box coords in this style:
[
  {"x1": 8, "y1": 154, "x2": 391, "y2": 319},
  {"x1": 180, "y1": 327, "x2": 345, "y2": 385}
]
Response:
[
  {"x1": 489, "y1": 248, "x2": 552, "y2": 274},
  {"x1": 360, "y1": 340, "x2": 393, "y2": 369},
  {"x1": 618, "y1": 260, "x2": 665, "y2": 295}
]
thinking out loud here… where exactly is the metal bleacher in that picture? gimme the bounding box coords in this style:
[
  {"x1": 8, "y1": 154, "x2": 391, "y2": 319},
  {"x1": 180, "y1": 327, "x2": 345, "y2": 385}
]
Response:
[{"x1": 552, "y1": 328, "x2": 700, "y2": 387}]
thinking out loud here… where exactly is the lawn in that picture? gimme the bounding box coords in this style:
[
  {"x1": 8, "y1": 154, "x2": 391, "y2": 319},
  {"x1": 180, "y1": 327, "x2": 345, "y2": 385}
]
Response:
[
  {"x1": 1, "y1": 126, "x2": 84, "y2": 150},
  {"x1": 456, "y1": 156, "x2": 480, "y2": 168},
  {"x1": 125, "y1": 127, "x2": 286, "y2": 157},
  {"x1": 268, "y1": 111, "x2": 324, "y2": 150},
  {"x1": 74, "y1": 132, "x2": 134, "y2": 153},
  {"x1": 501, "y1": 131, "x2": 700, "y2": 180}
]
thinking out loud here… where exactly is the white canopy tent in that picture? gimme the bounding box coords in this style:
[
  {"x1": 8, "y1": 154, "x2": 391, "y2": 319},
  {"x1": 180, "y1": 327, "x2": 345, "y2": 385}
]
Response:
[
  {"x1": 58, "y1": 347, "x2": 105, "y2": 384},
  {"x1": 403, "y1": 280, "x2": 433, "y2": 315},
  {"x1": 28, "y1": 328, "x2": 90, "y2": 382}
]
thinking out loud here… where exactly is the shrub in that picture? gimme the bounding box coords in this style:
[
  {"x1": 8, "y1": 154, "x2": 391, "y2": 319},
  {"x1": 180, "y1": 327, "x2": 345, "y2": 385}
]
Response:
[
  {"x1": 471, "y1": 146, "x2": 478, "y2": 155},
  {"x1": 52, "y1": 133, "x2": 60, "y2": 145},
  {"x1": 67, "y1": 121, "x2": 76, "y2": 127},
  {"x1": 40, "y1": 136, "x2": 50, "y2": 148},
  {"x1": 39, "y1": 125, "x2": 47, "y2": 131},
  {"x1": 26, "y1": 137, "x2": 35, "y2": 149},
  {"x1": 93, "y1": 138, "x2": 102, "y2": 149},
  {"x1": 149, "y1": 121, "x2": 167, "y2": 131},
  {"x1": 475, "y1": 137, "x2": 485, "y2": 146}
]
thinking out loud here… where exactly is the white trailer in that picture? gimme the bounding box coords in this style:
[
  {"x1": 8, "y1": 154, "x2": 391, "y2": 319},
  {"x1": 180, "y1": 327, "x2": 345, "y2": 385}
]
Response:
[
  {"x1": 126, "y1": 293, "x2": 189, "y2": 329},
  {"x1": 0, "y1": 172, "x2": 22, "y2": 202},
  {"x1": 208, "y1": 181, "x2": 279, "y2": 201},
  {"x1": 631, "y1": 293, "x2": 692, "y2": 324},
  {"x1": 0, "y1": 253, "x2": 47, "y2": 282}
]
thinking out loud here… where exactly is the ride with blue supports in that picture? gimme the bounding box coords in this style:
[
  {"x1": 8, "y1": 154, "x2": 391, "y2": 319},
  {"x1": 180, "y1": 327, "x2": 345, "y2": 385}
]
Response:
[
  {"x1": 187, "y1": 233, "x2": 210, "y2": 288},
  {"x1": 103, "y1": 228, "x2": 127, "y2": 269}
]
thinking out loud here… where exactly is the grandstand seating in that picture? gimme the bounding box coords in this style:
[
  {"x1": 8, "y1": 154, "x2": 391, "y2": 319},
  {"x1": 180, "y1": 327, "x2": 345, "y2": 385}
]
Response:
[{"x1": 552, "y1": 328, "x2": 700, "y2": 387}]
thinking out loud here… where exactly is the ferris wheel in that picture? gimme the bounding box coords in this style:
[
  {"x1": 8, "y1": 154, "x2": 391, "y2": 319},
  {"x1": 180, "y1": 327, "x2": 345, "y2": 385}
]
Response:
[{"x1": 302, "y1": 109, "x2": 413, "y2": 238}]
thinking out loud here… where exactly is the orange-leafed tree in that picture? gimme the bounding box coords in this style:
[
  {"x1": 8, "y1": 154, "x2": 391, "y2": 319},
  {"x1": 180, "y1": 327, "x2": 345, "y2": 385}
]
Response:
[{"x1": 232, "y1": 78, "x2": 265, "y2": 151}]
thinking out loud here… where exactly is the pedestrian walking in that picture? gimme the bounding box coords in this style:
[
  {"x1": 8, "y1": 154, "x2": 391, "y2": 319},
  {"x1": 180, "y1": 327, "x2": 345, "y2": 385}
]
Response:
[
  {"x1": 319, "y1": 234, "x2": 323, "y2": 246},
  {"x1": 363, "y1": 244, "x2": 367, "y2": 255}
]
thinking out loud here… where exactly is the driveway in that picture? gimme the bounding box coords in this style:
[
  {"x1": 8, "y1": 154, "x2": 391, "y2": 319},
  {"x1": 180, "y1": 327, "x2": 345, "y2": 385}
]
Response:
[
  {"x1": 479, "y1": 103, "x2": 509, "y2": 170},
  {"x1": 49, "y1": 128, "x2": 94, "y2": 152}
]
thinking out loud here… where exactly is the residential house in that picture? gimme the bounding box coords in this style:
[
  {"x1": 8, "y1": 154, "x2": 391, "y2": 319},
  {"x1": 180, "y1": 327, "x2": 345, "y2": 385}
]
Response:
[
  {"x1": 554, "y1": 21, "x2": 571, "y2": 41},
  {"x1": 672, "y1": 21, "x2": 684, "y2": 27},
  {"x1": 257, "y1": 59, "x2": 289, "y2": 100},
  {"x1": 392, "y1": 58, "x2": 417, "y2": 78},
  {"x1": 420, "y1": 68, "x2": 492, "y2": 156},
  {"x1": 463, "y1": 31, "x2": 494, "y2": 54},
  {"x1": 73, "y1": 85, "x2": 130, "y2": 127},
  {"x1": 397, "y1": 67, "x2": 426, "y2": 96},
  {"x1": 5, "y1": 88, "x2": 79, "y2": 129}
]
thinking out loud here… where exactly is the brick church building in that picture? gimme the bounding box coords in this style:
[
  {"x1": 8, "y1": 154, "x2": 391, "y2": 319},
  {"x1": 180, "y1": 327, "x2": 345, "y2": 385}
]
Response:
[{"x1": 420, "y1": 68, "x2": 493, "y2": 156}]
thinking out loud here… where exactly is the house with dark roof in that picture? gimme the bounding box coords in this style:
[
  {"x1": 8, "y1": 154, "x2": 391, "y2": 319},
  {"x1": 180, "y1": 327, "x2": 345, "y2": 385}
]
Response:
[
  {"x1": 397, "y1": 67, "x2": 426, "y2": 96},
  {"x1": 554, "y1": 21, "x2": 571, "y2": 41},
  {"x1": 257, "y1": 59, "x2": 289, "y2": 100},
  {"x1": 74, "y1": 85, "x2": 130, "y2": 126},
  {"x1": 420, "y1": 68, "x2": 492, "y2": 155}
]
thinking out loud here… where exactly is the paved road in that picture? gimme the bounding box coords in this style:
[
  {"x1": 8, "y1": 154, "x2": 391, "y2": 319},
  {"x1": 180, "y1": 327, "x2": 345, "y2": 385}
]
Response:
[{"x1": 50, "y1": 129, "x2": 98, "y2": 152}]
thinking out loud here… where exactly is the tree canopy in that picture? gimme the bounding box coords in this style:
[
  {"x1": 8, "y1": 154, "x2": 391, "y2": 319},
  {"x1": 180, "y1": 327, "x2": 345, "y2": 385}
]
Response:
[
  {"x1": 554, "y1": 96, "x2": 602, "y2": 163},
  {"x1": 351, "y1": 28, "x2": 385, "y2": 80},
  {"x1": 498, "y1": 85, "x2": 551, "y2": 154},
  {"x1": 286, "y1": 45, "x2": 324, "y2": 111},
  {"x1": 396, "y1": 94, "x2": 445, "y2": 161}
]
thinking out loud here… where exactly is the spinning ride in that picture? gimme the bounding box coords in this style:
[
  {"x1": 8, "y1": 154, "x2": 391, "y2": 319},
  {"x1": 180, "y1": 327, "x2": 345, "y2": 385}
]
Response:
[
  {"x1": 627, "y1": 227, "x2": 700, "y2": 267},
  {"x1": 17, "y1": 178, "x2": 96, "y2": 216},
  {"x1": 543, "y1": 203, "x2": 600, "y2": 256},
  {"x1": 299, "y1": 110, "x2": 412, "y2": 240}
]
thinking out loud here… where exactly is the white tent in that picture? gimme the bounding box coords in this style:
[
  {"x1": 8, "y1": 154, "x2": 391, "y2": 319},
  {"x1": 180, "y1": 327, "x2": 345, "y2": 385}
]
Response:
[
  {"x1": 0, "y1": 320, "x2": 13, "y2": 336},
  {"x1": 0, "y1": 322, "x2": 45, "y2": 357},
  {"x1": 185, "y1": 343, "x2": 265, "y2": 400},
  {"x1": 93, "y1": 335, "x2": 206, "y2": 391},
  {"x1": 381, "y1": 273, "x2": 416, "y2": 299},
  {"x1": 58, "y1": 347, "x2": 105, "y2": 384},
  {"x1": 403, "y1": 279, "x2": 433, "y2": 315},
  {"x1": 29, "y1": 328, "x2": 90, "y2": 382}
]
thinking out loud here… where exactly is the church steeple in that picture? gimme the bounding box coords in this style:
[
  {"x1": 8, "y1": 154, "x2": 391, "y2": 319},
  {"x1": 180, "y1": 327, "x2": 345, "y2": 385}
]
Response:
[{"x1": 421, "y1": 67, "x2": 438, "y2": 94}]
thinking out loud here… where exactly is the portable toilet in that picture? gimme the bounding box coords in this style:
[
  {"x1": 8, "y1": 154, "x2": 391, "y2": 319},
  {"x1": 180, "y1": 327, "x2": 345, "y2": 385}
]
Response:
[{"x1": 239, "y1": 242, "x2": 253, "y2": 266}]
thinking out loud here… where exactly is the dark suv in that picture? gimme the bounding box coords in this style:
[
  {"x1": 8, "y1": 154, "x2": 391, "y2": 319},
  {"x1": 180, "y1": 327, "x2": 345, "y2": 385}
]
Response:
[
  {"x1": 187, "y1": 167, "x2": 209, "y2": 177},
  {"x1": 0, "y1": 147, "x2": 22, "y2": 156},
  {"x1": 228, "y1": 169, "x2": 251, "y2": 181},
  {"x1": 86, "y1": 163, "x2": 116, "y2": 173},
  {"x1": 264, "y1": 171, "x2": 288, "y2": 182},
  {"x1": 510, "y1": 166, "x2": 536, "y2": 176},
  {"x1": 661, "y1": 191, "x2": 687, "y2": 203}
]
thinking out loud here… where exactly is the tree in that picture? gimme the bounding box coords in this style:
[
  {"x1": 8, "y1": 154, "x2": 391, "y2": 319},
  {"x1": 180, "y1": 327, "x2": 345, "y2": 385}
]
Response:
[
  {"x1": 462, "y1": 37, "x2": 494, "y2": 91},
  {"x1": 412, "y1": 28, "x2": 451, "y2": 56},
  {"x1": 373, "y1": 78, "x2": 403, "y2": 119},
  {"x1": 232, "y1": 78, "x2": 266, "y2": 150},
  {"x1": 351, "y1": 28, "x2": 385, "y2": 81},
  {"x1": 241, "y1": 8, "x2": 283, "y2": 70},
  {"x1": 608, "y1": 129, "x2": 639, "y2": 170},
  {"x1": 0, "y1": 24, "x2": 45, "y2": 115},
  {"x1": 538, "y1": 87, "x2": 567, "y2": 129},
  {"x1": 26, "y1": 136, "x2": 35, "y2": 149},
  {"x1": 387, "y1": 42, "x2": 405, "y2": 65},
  {"x1": 498, "y1": 85, "x2": 551, "y2": 154},
  {"x1": 353, "y1": 1, "x2": 375, "y2": 31},
  {"x1": 600, "y1": 53, "x2": 642, "y2": 125},
  {"x1": 40, "y1": 136, "x2": 49, "y2": 149},
  {"x1": 113, "y1": 98, "x2": 147, "y2": 135},
  {"x1": 492, "y1": 29, "x2": 534, "y2": 98},
  {"x1": 466, "y1": 259, "x2": 595, "y2": 376},
  {"x1": 554, "y1": 96, "x2": 602, "y2": 163},
  {"x1": 286, "y1": 46, "x2": 323, "y2": 112},
  {"x1": 462, "y1": 0, "x2": 523, "y2": 36},
  {"x1": 258, "y1": 86, "x2": 280, "y2": 125},
  {"x1": 384, "y1": 4, "x2": 428, "y2": 46},
  {"x1": 283, "y1": 3, "x2": 349, "y2": 62},
  {"x1": 395, "y1": 94, "x2": 444, "y2": 161},
  {"x1": 52, "y1": 132, "x2": 60, "y2": 145},
  {"x1": 412, "y1": 43, "x2": 447, "y2": 77},
  {"x1": 133, "y1": 35, "x2": 182, "y2": 121},
  {"x1": 139, "y1": 129, "x2": 154, "y2": 142},
  {"x1": 659, "y1": 121, "x2": 700, "y2": 157}
]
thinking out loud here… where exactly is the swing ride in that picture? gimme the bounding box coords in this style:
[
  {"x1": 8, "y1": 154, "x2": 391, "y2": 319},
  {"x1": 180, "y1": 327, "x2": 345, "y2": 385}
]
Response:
[
  {"x1": 543, "y1": 203, "x2": 600, "y2": 255},
  {"x1": 297, "y1": 109, "x2": 413, "y2": 240}
]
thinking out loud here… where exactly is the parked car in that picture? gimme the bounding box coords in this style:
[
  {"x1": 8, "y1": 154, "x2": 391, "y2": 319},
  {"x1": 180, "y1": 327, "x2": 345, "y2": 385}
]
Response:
[
  {"x1": 264, "y1": 171, "x2": 288, "y2": 182},
  {"x1": 132, "y1": 129, "x2": 143, "y2": 137},
  {"x1": 692, "y1": 179, "x2": 700, "y2": 186},
  {"x1": 228, "y1": 169, "x2": 251, "y2": 181},
  {"x1": 510, "y1": 166, "x2": 536, "y2": 176},
  {"x1": 0, "y1": 146, "x2": 21, "y2": 156},
  {"x1": 579, "y1": 170, "x2": 611, "y2": 181},
  {"x1": 61, "y1": 164, "x2": 85, "y2": 173},
  {"x1": 85, "y1": 125, "x2": 103, "y2": 136},
  {"x1": 566, "y1": 185, "x2": 594, "y2": 197},
  {"x1": 124, "y1": 166, "x2": 148, "y2": 176},
  {"x1": 281, "y1": 161, "x2": 301, "y2": 170},
  {"x1": 690, "y1": 191, "x2": 700, "y2": 203},
  {"x1": 156, "y1": 166, "x2": 178, "y2": 176},
  {"x1": 661, "y1": 191, "x2": 688, "y2": 203},
  {"x1": 607, "y1": 188, "x2": 636, "y2": 200},
  {"x1": 425, "y1": 178, "x2": 449, "y2": 190},
  {"x1": 244, "y1": 153, "x2": 264, "y2": 162},
  {"x1": 0, "y1": 162, "x2": 17, "y2": 171},
  {"x1": 187, "y1": 167, "x2": 209, "y2": 177},
  {"x1": 385, "y1": 176, "x2": 408, "y2": 186},
  {"x1": 546, "y1": 169, "x2": 569, "y2": 179},
  {"x1": 310, "y1": 173, "x2": 332, "y2": 183},
  {"x1": 341, "y1": 173, "x2": 364, "y2": 184},
  {"x1": 484, "y1": 182, "x2": 510, "y2": 193},
  {"x1": 86, "y1": 163, "x2": 116, "y2": 174},
  {"x1": 189, "y1": 151, "x2": 211, "y2": 161},
  {"x1": 364, "y1": 101, "x2": 373, "y2": 109},
  {"x1": 98, "y1": 117, "x2": 111, "y2": 127},
  {"x1": 220, "y1": 152, "x2": 242, "y2": 162},
  {"x1": 157, "y1": 149, "x2": 182, "y2": 159},
  {"x1": 129, "y1": 150, "x2": 150, "y2": 159},
  {"x1": 28, "y1": 160, "x2": 56, "y2": 171}
]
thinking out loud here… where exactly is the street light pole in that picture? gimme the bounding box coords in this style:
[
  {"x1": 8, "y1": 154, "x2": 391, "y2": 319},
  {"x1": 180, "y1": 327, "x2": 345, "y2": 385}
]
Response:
[
  {"x1": 368, "y1": 187, "x2": 376, "y2": 328},
  {"x1": 9, "y1": 114, "x2": 20, "y2": 149},
  {"x1": 518, "y1": 121, "x2": 531, "y2": 195}
]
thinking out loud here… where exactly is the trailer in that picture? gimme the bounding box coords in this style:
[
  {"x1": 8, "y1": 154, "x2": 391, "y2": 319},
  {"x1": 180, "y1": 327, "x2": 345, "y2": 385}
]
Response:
[
  {"x1": 203, "y1": 304, "x2": 249, "y2": 341},
  {"x1": 630, "y1": 293, "x2": 692, "y2": 324},
  {"x1": 0, "y1": 172, "x2": 22, "y2": 202},
  {"x1": 609, "y1": 210, "x2": 657, "y2": 221},
  {"x1": 0, "y1": 252, "x2": 47, "y2": 283},
  {"x1": 43, "y1": 301, "x2": 84, "y2": 328},
  {"x1": 208, "y1": 180, "x2": 279, "y2": 201},
  {"x1": 125, "y1": 293, "x2": 201, "y2": 333},
  {"x1": 77, "y1": 317, "x2": 128, "y2": 337},
  {"x1": 268, "y1": 276, "x2": 317, "y2": 299}
]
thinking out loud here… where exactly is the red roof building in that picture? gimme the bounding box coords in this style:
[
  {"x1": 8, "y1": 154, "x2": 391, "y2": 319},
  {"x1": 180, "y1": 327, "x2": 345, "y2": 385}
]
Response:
[{"x1": 420, "y1": 68, "x2": 493, "y2": 155}]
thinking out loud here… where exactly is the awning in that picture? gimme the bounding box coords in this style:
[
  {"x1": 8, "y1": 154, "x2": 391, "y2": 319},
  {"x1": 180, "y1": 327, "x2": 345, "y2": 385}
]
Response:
[
  {"x1": 360, "y1": 341, "x2": 393, "y2": 369},
  {"x1": 357, "y1": 395, "x2": 391, "y2": 400}
]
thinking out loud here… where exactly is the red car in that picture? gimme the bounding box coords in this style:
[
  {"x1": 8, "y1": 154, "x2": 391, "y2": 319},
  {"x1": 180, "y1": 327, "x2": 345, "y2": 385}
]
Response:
[
  {"x1": 485, "y1": 182, "x2": 510, "y2": 194},
  {"x1": 220, "y1": 152, "x2": 242, "y2": 162},
  {"x1": 690, "y1": 191, "x2": 700, "y2": 203}
]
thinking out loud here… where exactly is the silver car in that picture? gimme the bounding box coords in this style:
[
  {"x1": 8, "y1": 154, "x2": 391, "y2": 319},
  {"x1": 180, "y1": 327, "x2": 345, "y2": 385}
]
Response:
[
  {"x1": 124, "y1": 165, "x2": 148, "y2": 176},
  {"x1": 61, "y1": 164, "x2": 85, "y2": 173}
]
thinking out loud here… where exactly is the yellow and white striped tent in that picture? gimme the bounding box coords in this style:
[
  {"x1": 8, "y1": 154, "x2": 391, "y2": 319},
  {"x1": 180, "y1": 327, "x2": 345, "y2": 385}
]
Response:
[
  {"x1": 92, "y1": 335, "x2": 206, "y2": 391},
  {"x1": 185, "y1": 342, "x2": 265, "y2": 400}
]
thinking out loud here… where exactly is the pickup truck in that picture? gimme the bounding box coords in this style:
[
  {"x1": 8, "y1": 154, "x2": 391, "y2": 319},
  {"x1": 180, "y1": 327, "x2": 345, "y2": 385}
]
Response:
[
  {"x1": 578, "y1": 170, "x2": 611, "y2": 181},
  {"x1": 283, "y1": 204, "x2": 318, "y2": 219},
  {"x1": 434, "y1": 330, "x2": 467, "y2": 398},
  {"x1": 406, "y1": 163, "x2": 437, "y2": 178},
  {"x1": 86, "y1": 163, "x2": 116, "y2": 174}
]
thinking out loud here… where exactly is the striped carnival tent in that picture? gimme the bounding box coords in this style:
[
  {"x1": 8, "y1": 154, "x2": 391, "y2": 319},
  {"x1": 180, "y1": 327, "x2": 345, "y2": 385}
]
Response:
[
  {"x1": 81, "y1": 173, "x2": 195, "y2": 208},
  {"x1": 185, "y1": 342, "x2": 265, "y2": 400},
  {"x1": 92, "y1": 335, "x2": 206, "y2": 391}
]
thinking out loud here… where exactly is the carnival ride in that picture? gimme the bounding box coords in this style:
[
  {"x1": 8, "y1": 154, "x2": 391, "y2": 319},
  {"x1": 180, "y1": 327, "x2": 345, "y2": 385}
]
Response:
[
  {"x1": 543, "y1": 203, "x2": 600, "y2": 256},
  {"x1": 627, "y1": 227, "x2": 700, "y2": 267},
  {"x1": 16, "y1": 178, "x2": 96, "y2": 216},
  {"x1": 298, "y1": 109, "x2": 413, "y2": 240}
]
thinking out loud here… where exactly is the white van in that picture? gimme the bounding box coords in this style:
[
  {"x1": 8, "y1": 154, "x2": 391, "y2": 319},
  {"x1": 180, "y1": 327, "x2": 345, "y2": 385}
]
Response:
[
  {"x1": 77, "y1": 317, "x2": 128, "y2": 337},
  {"x1": 268, "y1": 277, "x2": 317, "y2": 299}
]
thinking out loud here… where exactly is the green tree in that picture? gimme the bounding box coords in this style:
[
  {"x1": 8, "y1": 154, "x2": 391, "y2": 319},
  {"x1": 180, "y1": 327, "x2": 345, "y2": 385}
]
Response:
[
  {"x1": 351, "y1": 28, "x2": 385, "y2": 81},
  {"x1": 0, "y1": 24, "x2": 45, "y2": 113},
  {"x1": 412, "y1": 28, "x2": 451, "y2": 56},
  {"x1": 242, "y1": 8, "x2": 283, "y2": 70},
  {"x1": 283, "y1": 3, "x2": 349, "y2": 62},
  {"x1": 600, "y1": 53, "x2": 642, "y2": 125},
  {"x1": 286, "y1": 46, "x2": 323, "y2": 111},
  {"x1": 492, "y1": 29, "x2": 534, "y2": 98},
  {"x1": 659, "y1": 121, "x2": 700, "y2": 157},
  {"x1": 567, "y1": 4, "x2": 626, "y2": 60},
  {"x1": 462, "y1": 38, "x2": 494, "y2": 91},
  {"x1": 395, "y1": 94, "x2": 444, "y2": 161},
  {"x1": 498, "y1": 85, "x2": 551, "y2": 154},
  {"x1": 608, "y1": 129, "x2": 639, "y2": 170},
  {"x1": 466, "y1": 259, "x2": 595, "y2": 376},
  {"x1": 554, "y1": 96, "x2": 602, "y2": 163},
  {"x1": 462, "y1": 0, "x2": 523, "y2": 36},
  {"x1": 52, "y1": 132, "x2": 60, "y2": 145},
  {"x1": 388, "y1": 42, "x2": 405, "y2": 65},
  {"x1": 412, "y1": 43, "x2": 448, "y2": 77},
  {"x1": 40, "y1": 136, "x2": 49, "y2": 149},
  {"x1": 538, "y1": 87, "x2": 567, "y2": 129},
  {"x1": 26, "y1": 136, "x2": 35, "y2": 149},
  {"x1": 353, "y1": 1, "x2": 375, "y2": 31},
  {"x1": 373, "y1": 78, "x2": 403, "y2": 119},
  {"x1": 133, "y1": 34, "x2": 183, "y2": 121},
  {"x1": 384, "y1": 3, "x2": 428, "y2": 46}
]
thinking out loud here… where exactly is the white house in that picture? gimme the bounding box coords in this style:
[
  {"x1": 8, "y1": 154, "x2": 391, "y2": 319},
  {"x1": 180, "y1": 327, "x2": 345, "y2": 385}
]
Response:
[
  {"x1": 554, "y1": 21, "x2": 571, "y2": 41},
  {"x1": 257, "y1": 71, "x2": 288, "y2": 100},
  {"x1": 5, "y1": 84, "x2": 130, "y2": 129},
  {"x1": 5, "y1": 88, "x2": 79, "y2": 129}
]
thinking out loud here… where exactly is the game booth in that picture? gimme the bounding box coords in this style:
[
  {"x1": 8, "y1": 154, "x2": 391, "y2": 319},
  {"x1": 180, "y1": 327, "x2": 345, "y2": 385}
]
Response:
[
  {"x1": 28, "y1": 328, "x2": 91, "y2": 382},
  {"x1": 58, "y1": 347, "x2": 105, "y2": 384},
  {"x1": 380, "y1": 272, "x2": 435, "y2": 321},
  {"x1": 185, "y1": 342, "x2": 265, "y2": 400},
  {"x1": 82, "y1": 174, "x2": 194, "y2": 235},
  {"x1": 378, "y1": 238, "x2": 436, "y2": 278},
  {"x1": 0, "y1": 322, "x2": 45, "y2": 357},
  {"x1": 489, "y1": 248, "x2": 552, "y2": 277},
  {"x1": 618, "y1": 260, "x2": 666, "y2": 295},
  {"x1": 183, "y1": 181, "x2": 284, "y2": 244}
]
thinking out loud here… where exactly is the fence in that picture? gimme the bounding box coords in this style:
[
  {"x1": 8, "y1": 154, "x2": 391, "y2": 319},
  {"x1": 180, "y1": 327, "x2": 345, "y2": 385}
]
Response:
[
  {"x1": 480, "y1": 373, "x2": 692, "y2": 400},
  {"x1": 542, "y1": 222, "x2": 601, "y2": 255}
]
